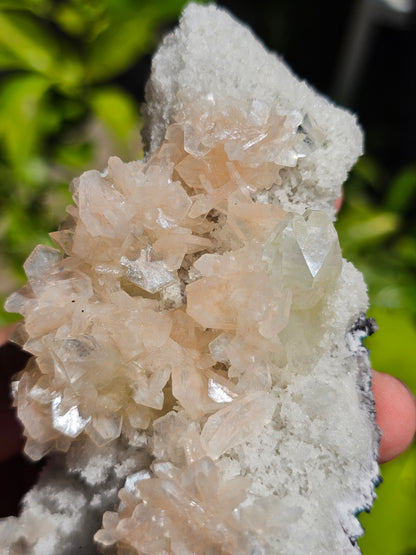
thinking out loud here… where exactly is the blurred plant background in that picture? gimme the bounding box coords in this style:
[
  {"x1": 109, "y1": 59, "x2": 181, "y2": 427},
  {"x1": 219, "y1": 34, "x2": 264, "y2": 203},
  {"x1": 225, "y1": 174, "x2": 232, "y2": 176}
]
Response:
[
  {"x1": 0, "y1": 0, "x2": 415, "y2": 553},
  {"x1": 0, "y1": 0, "x2": 188, "y2": 320}
]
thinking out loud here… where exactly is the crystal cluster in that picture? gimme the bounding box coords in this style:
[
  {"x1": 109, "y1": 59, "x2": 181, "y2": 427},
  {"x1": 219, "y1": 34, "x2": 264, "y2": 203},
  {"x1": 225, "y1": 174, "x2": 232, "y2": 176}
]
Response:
[{"x1": 1, "y1": 4, "x2": 379, "y2": 554}]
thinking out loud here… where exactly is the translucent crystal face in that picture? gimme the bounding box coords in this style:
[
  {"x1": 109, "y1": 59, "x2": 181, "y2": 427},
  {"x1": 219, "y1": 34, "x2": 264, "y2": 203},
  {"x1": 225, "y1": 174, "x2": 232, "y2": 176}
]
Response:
[{"x1": 2, "y1": 4, "x2": 378, "y2": 554}]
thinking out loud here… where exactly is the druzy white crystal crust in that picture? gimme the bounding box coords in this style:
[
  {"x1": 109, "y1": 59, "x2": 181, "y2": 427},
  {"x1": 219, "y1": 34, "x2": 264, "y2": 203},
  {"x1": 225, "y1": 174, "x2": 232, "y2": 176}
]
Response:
[
  {"x1": 144, "y1": 3, "x2": 363, "y2": 217},
  {"x1": 1, "y1": 3, "x2": 379, "y2": 554}
]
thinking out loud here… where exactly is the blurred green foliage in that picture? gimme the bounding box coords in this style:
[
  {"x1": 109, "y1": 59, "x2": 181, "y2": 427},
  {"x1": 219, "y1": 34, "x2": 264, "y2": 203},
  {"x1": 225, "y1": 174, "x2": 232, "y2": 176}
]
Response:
[
  {"x1": 0, "y1": 0, "x2": 195, "y2": 322},
  {"x1": 336, "y1": 157, "x2": 416, "y2": 555},
  {"x1": 0, "y1": 1, "x2": 415, "y2": 553}
]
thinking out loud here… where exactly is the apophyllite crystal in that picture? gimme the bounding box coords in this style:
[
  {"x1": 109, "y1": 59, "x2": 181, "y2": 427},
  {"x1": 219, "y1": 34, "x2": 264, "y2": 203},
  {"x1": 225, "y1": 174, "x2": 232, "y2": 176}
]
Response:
[{"x1": 0, "y1": 3, "x2": 380, "y2": 554}]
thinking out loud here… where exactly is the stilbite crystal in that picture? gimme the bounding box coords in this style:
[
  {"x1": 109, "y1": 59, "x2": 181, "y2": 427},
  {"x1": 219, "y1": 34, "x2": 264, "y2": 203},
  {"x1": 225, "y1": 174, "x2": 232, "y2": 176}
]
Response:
[{"x1": 0, "y1": 4, "x2": 379, "y2": 554}]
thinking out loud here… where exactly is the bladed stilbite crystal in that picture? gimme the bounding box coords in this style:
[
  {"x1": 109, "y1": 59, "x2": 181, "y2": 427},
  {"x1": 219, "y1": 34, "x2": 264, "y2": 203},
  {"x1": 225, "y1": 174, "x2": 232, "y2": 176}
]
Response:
[{"x1": 0, "y1": 3, "x2": 380, "y2": 554}]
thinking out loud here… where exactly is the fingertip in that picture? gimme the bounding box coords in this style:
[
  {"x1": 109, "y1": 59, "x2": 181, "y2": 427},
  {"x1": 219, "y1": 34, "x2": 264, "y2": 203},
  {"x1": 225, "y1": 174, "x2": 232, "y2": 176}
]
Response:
[
  {"x1": 372, "y1": 370, "x2": 416, "y2": 463},
  {"x1": 0, "y1": 324, "x2": 18, "y2": 347}
]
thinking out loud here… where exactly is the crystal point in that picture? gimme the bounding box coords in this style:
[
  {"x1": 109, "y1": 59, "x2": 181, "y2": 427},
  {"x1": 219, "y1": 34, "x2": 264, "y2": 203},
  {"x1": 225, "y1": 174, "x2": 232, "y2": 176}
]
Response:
[
  {"x1": 23, "y1": 245, "x2": 63, "y2": 282},
  {"x1": 51, "y1": 395, "x2": 91, "y2": 438},
  {"x1": 120, "y1": 249, "x2": 177, "y2": 293}
]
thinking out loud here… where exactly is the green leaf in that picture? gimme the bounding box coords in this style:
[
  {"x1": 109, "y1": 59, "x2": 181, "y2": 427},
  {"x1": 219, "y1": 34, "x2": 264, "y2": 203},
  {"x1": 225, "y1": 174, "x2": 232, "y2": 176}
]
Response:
[
  {"x1": 349, "y1": 213, "x2": 398, "y2": 242},
  {"x1": 54, "y1": 141, "x2": 94, "y2": 168},
  {"x1": 84, "y1": 0, "x2": 190, "y2": 83},
  {"x1": 0, "y1": 11, "x2": 57, "y2": 74},
  {"x1": 353, "y1": 155, "x2": 381, "y2": 187},
  {"x1": 365, "y1": 308, "x2": 416, "y2": 393},
  {"x1": 337, "y1": 209, "x2": 399, "y2": 253},
  {"x1": 52, "y1": 1, "x2": 107, "y2": 37},
  {"x1": 89, "y1": 86, "x2": 139, "y2": 139},
  {"x1": 0, "y1": 74, "x2": 50, "y2": 165},
  {"x1": 101, "y1": 0, "x2": 187, "y2": 19},
  {"x1": 385, "y1": 166, "x2": 416, "y2": 213},
  {"x1": 0, "y1": 43, "x2": 23, "y2": 70},
  {"x1": 85, "y1": 12, "x2": 156, "y2": 82},
  {"x1": 397, "y1": 235, "x2": 416, "y2": 265},
  {"x1": 0, "y1": 0, "x2": 49, "y2": 14},
  {"x1": 0, "y1": 11, "x2": 83, "y2": 89}
]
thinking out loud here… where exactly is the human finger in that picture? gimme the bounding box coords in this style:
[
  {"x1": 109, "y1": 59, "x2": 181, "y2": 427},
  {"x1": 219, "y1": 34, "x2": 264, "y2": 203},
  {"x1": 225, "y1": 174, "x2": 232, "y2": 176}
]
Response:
[
  {"x1": 0, "y1": 324, "x2": 17, "y2": 348},
  {"x1": 372, "y1": 369, "x2": 416, "y2": 463}
]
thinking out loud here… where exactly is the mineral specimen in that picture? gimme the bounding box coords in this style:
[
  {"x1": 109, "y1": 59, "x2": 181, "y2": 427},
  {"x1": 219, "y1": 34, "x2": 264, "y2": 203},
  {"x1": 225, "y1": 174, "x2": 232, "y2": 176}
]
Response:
[{"x1": 0, "y1": 3, "x2": 380, "y2": 554}]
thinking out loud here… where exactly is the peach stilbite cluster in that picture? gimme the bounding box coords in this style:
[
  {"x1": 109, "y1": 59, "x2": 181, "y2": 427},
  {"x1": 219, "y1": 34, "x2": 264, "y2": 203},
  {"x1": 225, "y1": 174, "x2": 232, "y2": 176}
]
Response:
[
  {"x1": 95, "y1": 457, "x2": 253, "y2": 553},
  {"x1": 6, "y1": 97, "x2": 314, "y2": 459},
  {"x1": 6, "y1": 99, "x2": 343, "y2": 552},
  {"x1": 1, "y1": 4, "x2": 380, "y2": 554}
]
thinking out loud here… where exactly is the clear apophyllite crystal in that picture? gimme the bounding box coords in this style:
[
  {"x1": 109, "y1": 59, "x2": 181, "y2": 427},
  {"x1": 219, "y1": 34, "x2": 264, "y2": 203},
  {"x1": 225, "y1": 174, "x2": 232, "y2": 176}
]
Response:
[{"x1": 0, "y1": 3, "x2": 379, "y2": 554}]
